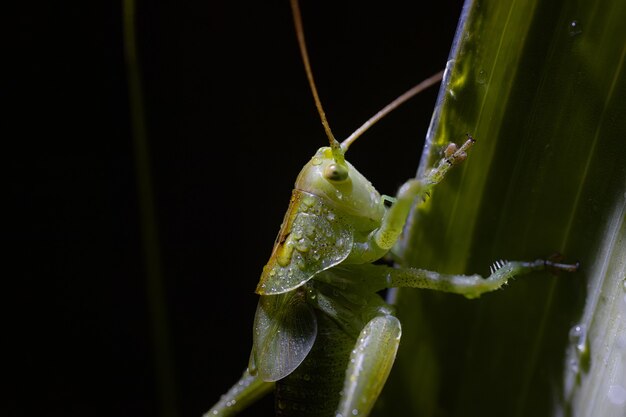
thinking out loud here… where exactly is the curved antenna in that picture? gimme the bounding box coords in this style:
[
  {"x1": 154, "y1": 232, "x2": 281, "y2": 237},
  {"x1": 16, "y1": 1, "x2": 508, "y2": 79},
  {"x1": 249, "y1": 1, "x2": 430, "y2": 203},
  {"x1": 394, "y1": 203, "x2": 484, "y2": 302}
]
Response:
[
  {"x1": 289, "y1": 0, "x2": 344, "y2": 163},
  {"x1": 341, "y1": 70, "x2": 444, "y2": 151}
]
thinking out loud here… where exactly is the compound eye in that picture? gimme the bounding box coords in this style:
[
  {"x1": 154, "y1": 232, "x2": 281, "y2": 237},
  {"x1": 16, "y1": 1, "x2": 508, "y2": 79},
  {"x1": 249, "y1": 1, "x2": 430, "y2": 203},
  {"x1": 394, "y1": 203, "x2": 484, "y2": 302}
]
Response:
[{"x1": 323, "y1": 163, "x2": 348, "y2": 182}]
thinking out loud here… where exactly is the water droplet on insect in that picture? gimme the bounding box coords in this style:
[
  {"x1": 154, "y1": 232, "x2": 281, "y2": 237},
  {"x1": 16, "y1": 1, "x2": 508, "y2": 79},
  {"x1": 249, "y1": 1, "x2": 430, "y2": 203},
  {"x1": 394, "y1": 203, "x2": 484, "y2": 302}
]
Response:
[
  {"x1": 352, "y1": 409, "x2": 359, "y2": 415},
  {"x1": 212, "y1": 410, "x2": 218, "y2": 415},
  {"x1": 312, "y1": 156, "x2": 322, "y2": 166},
  {"x1": 476, "y1": 69, "x2": 487, "y2": 85},
  {"x1": 296, "y1": 239, "x2": 309, "y2": 253},
  {"x1": 608, "y1": 385, "x2": 626, "y2": 405},
  {"x1": 569, "y1": 20, "x2": 582, "y2": 36}
]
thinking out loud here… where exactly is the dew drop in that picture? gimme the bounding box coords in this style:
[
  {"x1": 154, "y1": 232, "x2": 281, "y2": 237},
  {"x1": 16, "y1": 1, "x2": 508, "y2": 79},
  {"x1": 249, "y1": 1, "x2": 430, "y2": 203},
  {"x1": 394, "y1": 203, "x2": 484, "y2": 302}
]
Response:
[
  {"x1": 569, "y1": 20, "x2": 582, "y2": 36},
  {"x1": 296, "y1": 239, "x2": 309, "y2": 253},
  {"x1": 569, "y1": 324, "x2": 587, "y2": 354},
  {"x1": 312, "y1": 156, "x2": 322, "y2": 166},
  {"x1": 476, "y1": 69, "x2": 487, "y2": 85},
  {"x1": 607, "y1": 385, "x2": 626, "y2": 405},
  {"x1": 352, "y1": 409, "x2": 359, "y2": 415}
]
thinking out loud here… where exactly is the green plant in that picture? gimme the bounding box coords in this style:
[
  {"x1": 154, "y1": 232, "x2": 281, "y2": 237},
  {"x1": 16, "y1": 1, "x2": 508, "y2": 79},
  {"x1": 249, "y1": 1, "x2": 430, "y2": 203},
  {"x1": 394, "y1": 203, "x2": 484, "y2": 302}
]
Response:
[{"x1": 378, "y1": 0, "x2": 626, "y2": 416}]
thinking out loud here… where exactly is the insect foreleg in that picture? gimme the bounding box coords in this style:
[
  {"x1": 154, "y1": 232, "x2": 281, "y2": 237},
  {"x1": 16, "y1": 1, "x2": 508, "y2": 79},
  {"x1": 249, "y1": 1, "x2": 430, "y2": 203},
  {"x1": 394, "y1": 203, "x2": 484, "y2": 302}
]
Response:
[
  {"x1": 204, "y1": 369, "x2": 274, "y2": 417},
  {"x1": 350, "y1": 137, "x2": 476, "y2": 263}
]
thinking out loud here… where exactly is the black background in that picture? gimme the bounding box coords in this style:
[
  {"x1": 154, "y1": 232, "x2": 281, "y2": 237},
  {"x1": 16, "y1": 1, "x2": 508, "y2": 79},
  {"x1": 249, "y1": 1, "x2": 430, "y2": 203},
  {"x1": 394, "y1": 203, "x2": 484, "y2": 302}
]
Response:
[{"x1": 8, "y1": 0, "x2": 464, "y2": 416}]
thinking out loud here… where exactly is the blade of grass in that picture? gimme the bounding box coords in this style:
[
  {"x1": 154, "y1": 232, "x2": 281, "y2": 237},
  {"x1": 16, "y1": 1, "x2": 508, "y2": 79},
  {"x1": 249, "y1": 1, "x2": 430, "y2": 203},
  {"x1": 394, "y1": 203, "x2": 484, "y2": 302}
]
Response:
[
  {"x1": 122, "y1": 1, "x2": 179, "y2": 416},
  {"x1": 377, "y1": 0, "x2": 626, "y2": 416}
]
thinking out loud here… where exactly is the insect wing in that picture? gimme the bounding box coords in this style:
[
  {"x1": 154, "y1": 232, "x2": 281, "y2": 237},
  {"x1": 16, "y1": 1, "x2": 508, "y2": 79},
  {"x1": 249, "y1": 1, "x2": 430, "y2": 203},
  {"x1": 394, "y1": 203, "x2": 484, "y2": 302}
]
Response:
[
  {"x1": 256, "y1": 191, "x2": 353, "y2": 295},
  {"x1": 252, "y1": 291, "x2": 317, "y2": 382}
]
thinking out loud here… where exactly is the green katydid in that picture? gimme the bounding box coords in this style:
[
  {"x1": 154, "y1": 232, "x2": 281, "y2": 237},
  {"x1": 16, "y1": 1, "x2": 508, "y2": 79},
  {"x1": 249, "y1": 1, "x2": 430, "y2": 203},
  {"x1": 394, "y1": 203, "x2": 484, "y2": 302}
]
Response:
[{"x1": 205, "y1": 1, "x2": 579, "y2": 416}]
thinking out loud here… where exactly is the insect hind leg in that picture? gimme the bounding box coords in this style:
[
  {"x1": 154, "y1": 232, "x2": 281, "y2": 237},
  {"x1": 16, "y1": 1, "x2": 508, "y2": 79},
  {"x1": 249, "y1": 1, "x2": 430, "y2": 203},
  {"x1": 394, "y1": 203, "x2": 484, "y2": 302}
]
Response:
[{"x1": 335, "y1": 314, "x2": 402, "y2": 417}]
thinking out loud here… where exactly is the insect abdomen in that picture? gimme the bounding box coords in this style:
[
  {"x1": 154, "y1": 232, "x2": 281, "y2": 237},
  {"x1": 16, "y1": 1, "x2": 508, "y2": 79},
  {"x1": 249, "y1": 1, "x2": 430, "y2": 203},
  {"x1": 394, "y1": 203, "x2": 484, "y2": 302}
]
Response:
[{"x1": 275, "y1": 312, "x2": 355, "y2": 417}]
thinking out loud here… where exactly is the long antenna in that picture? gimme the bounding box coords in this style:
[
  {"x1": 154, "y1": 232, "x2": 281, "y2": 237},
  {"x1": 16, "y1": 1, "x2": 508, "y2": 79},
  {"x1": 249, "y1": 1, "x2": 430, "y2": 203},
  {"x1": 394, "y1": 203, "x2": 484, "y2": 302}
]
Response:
[
  {"x1": 341, "y1": 70, "x2": 444, "y2": 151},
  {"x1": 289, "y1": 0, "x2": 344, "y2": 161},
  {"x1": 290, "y1": 0, "x2": 443, "y2": 156}
]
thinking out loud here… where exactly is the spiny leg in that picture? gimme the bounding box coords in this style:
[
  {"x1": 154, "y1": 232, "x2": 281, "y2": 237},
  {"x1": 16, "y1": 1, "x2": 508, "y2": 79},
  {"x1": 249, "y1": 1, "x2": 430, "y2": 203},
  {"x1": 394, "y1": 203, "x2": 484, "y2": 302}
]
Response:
[
  {"x1": 204, "y1": 369, "x2": 274, "y2": 417},
  {"x1": 336, "y1": 315, "x2": 402, "y2": 417},
  {"x1": 319, "y1": 257, "x2": 579, "y2": 299},
  {"x1": 386, "y1": 258, "x2": 579, "y2": 298}
]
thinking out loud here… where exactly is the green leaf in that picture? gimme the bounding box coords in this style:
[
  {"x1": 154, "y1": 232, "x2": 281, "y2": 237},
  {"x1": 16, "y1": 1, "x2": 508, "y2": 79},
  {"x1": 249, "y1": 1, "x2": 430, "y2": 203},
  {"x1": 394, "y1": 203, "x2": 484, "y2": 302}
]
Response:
[{"x1": 377, "y1": 0, "x2": 626, "y2": 416}]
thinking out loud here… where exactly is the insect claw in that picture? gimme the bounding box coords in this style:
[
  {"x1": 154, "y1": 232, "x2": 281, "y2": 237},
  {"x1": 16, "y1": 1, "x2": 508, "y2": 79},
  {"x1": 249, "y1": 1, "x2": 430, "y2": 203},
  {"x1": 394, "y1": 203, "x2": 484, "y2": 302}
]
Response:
[{"x1": 544, "y1": 257, "x2": 580, "y2": 275}]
